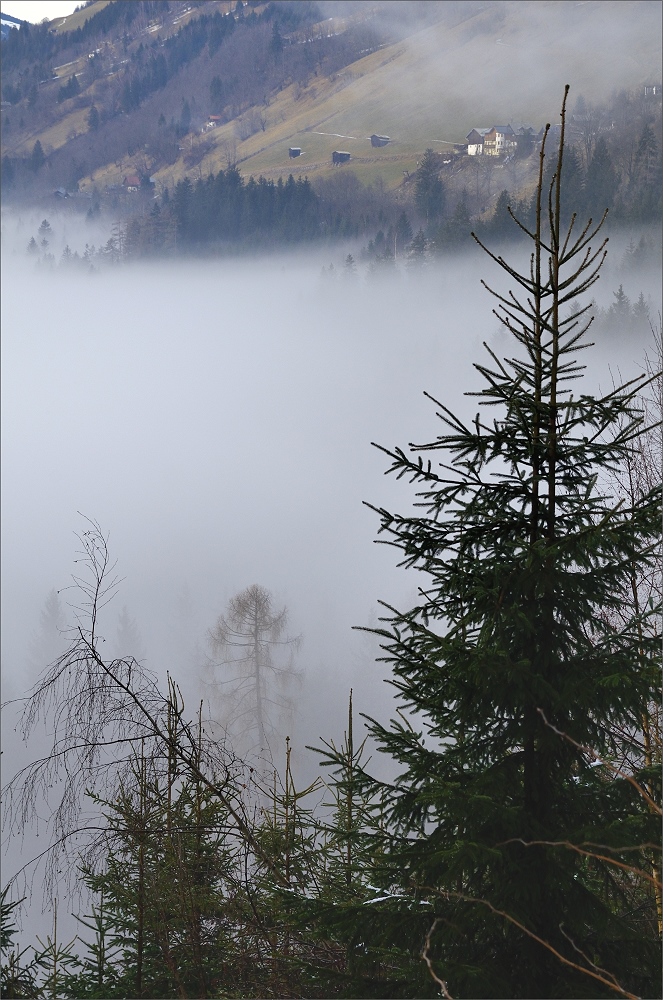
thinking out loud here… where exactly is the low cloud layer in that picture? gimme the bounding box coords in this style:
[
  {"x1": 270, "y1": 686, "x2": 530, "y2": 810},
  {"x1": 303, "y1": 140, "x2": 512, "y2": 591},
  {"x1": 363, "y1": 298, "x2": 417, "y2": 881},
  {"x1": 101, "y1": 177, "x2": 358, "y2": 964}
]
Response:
[{"x1": 1, "y1": 214, "x2": 658, "y2": 946}]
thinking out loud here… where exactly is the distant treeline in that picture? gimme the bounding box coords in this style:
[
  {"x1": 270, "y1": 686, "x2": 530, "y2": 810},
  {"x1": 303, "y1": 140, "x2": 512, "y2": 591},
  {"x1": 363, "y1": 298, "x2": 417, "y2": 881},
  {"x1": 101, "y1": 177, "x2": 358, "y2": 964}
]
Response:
[
  {"x1": 169, "y1": 169, "x2": 319, "y2": 245},
  {"x1": 484, "y1": 133, "x2": 662, "y2": 236},
  {"x1": 117, "y1": 170, "x2": 324, "y2": 252},
  {"x1": 127, "y1": 118, "x2": 663, "y2": 258},
  {"x1": 119, "y1": 167, "x2": 402, "y2": 254}
]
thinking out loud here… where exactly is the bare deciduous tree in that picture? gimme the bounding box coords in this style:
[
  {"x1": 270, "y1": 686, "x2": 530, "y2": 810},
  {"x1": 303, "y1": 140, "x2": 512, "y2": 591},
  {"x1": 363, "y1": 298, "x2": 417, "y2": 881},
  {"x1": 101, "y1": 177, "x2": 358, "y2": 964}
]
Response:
[
  {"x1": 220, "y1": 137, "x2": 237, "y2": 170},
  {"x1": 2, "y1": 521, "x2": 289, "y2": 906},
  {"x1": 207, "y1": 585, "x2": 301, "y2": 755},
  {"x1": 600, "y1": 325, "x2": 663, "y2": 933}
]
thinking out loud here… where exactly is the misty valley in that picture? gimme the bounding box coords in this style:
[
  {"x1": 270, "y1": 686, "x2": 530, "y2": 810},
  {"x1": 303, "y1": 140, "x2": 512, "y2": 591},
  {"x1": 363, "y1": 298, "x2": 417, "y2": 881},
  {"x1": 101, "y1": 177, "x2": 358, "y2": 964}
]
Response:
[
  {"x1": 3, "y1": 205, "x2": 660, "y2": 1000},
  {"x1": 1, "y1": 1, "x2": 662, "y2": 998}
]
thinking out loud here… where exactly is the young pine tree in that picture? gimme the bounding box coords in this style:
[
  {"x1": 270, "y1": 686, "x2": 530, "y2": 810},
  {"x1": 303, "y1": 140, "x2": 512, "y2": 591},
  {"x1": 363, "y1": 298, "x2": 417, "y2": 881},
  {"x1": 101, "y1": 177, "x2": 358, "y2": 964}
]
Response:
[
  {"x1": 82, "y1": 736, "x2": 237, "y2": 999},
  {"x1": 357, "y1": 87, "x2": 661, "y2": 998}
]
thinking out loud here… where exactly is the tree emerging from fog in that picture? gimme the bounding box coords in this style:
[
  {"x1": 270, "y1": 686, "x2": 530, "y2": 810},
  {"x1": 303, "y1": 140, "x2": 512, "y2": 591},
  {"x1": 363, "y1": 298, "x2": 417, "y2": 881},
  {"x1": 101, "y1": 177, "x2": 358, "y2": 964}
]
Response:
[
  {"x1": 207, "y1": 584, "x2": 300, "y2": 756},
  {"x1": 27, "y1": 589, "x2": 66, "y2": 680}
]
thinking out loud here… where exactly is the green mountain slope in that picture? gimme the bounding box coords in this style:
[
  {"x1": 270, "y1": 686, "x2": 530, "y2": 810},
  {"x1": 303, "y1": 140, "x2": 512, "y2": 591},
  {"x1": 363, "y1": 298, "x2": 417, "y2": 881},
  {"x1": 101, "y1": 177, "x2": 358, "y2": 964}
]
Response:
[
  {"x1": 1, "y1": 0, "x2": 660, "y2": 197},
  {"x1": 223, "y1": 0, "x2": 661, "y2": 184}
]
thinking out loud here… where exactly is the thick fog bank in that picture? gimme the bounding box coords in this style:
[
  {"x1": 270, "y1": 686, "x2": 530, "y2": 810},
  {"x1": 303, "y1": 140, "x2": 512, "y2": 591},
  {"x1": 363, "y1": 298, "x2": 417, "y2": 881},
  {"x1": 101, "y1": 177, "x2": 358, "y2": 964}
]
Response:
[
  {"x1": 0, "y1": 252, "x2": 462, "y2": 716},
  {"x1": 1, "y1": 217, "x2": 658, "y2": 946},
  {"x1": 2, "y1": 237, "x2": 657, "y2": 732}
]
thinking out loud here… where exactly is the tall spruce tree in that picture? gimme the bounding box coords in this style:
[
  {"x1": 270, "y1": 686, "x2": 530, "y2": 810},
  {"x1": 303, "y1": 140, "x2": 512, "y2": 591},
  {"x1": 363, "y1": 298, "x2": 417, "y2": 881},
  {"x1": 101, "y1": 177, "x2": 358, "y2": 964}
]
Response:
[
  {"x1": 356, "y1": 87, "x2": 661, "y2": 998},
  {"x1": 415, "y1": 149, "x2": 446, "y2": 223}
]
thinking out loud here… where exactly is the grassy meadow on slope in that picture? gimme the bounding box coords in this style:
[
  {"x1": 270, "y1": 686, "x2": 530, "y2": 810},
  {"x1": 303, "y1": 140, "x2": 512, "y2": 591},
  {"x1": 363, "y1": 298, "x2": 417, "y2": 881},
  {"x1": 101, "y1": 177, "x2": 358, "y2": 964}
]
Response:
[
  {"x1": 2, "y1": 0, "x2": 660, "y2": 199},
  {"x1": 145, "y1": 0, "x2": 663, "y2": 190}
]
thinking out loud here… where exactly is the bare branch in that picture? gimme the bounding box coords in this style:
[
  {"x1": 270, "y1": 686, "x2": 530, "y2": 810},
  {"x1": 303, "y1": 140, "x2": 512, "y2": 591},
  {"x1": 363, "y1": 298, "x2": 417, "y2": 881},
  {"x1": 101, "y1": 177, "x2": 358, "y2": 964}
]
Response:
[
  {"x1": 421, "y1": 919, "x2": 454, "y2": 999},
  {"x1": 537, "y1": 708, "x2": 662, "y2": 815},
  {"x1": 422, "y1": 888, "x2": 640, "y2": 1000}
]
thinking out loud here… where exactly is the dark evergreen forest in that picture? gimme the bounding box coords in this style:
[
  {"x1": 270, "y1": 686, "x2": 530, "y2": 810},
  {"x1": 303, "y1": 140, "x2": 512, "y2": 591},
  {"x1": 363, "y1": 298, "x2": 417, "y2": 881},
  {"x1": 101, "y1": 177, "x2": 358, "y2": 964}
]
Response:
[{"x1": 16, "y1": 119, "x2": 660, "y2": 267}]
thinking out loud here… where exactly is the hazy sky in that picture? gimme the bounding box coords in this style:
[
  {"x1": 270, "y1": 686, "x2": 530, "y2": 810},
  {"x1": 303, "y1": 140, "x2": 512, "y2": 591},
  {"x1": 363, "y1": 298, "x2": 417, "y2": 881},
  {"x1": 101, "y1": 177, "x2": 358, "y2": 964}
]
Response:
[{"x1": 1, "y1": 1, "x2": 80, "y2": 24}]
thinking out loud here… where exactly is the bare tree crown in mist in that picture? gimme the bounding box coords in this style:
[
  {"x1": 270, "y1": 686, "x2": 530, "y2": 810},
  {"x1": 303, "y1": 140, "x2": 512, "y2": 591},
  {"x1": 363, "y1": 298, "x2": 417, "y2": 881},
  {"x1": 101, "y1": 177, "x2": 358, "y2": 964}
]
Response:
[{"x1": 207, "y1": 584, "x2": 301, "y2": 755}]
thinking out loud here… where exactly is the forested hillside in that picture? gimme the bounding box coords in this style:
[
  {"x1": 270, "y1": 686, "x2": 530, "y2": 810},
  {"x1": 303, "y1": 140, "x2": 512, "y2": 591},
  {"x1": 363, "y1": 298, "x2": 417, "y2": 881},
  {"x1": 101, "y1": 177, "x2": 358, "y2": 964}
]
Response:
[
  {"x1": 1, "y1": 0, "x2": 661, "y2": 254},
  {"x1": 0, "y1": 0, "x2": 447, "y2": 199}
]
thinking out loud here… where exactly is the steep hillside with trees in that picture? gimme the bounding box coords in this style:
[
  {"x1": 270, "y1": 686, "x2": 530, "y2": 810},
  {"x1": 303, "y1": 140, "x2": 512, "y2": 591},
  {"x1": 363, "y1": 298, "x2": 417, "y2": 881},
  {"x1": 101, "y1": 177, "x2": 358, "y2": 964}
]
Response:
[
  {"x1": 1, "y1": 0, "x2": 660, "y2": 219},
  {"x1": 0, "y1": 0, "x2": 449, "y2": 200}
]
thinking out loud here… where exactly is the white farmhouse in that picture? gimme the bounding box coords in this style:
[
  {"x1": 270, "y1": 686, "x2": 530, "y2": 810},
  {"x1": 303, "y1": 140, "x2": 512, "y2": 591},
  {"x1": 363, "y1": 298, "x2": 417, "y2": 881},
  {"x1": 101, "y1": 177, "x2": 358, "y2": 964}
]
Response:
[{"x1": 466, "y1": 128, "x2": 491, "y2": 155}]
